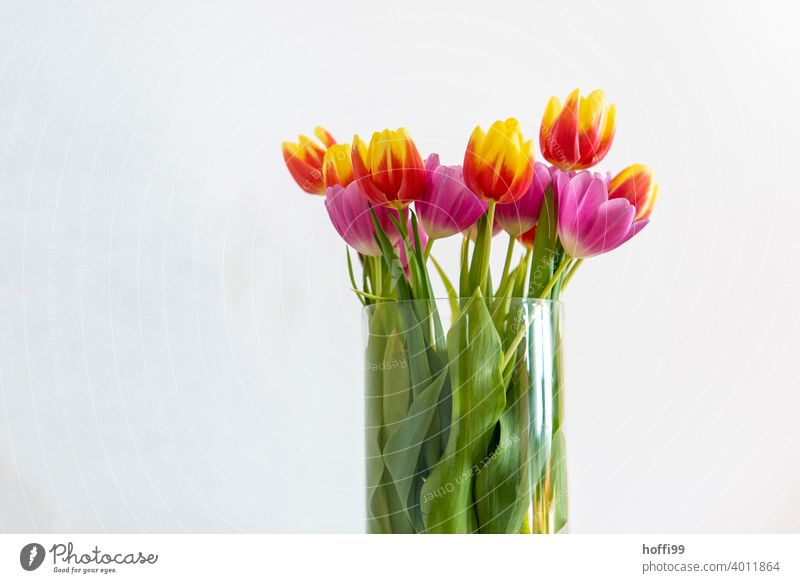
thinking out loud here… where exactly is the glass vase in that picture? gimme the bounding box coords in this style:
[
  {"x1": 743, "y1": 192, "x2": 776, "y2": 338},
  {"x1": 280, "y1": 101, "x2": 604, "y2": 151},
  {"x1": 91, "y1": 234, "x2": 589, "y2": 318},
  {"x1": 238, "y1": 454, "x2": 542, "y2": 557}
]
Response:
[{"x1": 363, "y1": 296, "x2": 567, "y2": 534}]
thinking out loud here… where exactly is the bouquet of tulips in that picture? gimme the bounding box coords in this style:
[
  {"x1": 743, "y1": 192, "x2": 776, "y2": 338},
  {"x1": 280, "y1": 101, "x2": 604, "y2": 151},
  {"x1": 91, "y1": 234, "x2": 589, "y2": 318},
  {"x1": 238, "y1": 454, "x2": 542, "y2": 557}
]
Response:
[{"x1": 282, "y1": 89, "x2": 658, "y2": 533}]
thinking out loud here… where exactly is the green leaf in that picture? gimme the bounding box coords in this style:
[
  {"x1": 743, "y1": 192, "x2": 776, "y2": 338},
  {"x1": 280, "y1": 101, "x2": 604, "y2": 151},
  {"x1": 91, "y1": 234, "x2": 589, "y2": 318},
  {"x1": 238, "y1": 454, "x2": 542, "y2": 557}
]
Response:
[
  {"x1": 346, "y1": 247, "x2": 365, "y2": 306},
  {"x1": 370, "y1": 208, "x2": 411, "y2": 301},
  {"x1": 468, "y1": 213, "x2": 488, "y2": 293},
  {"x1": 430, "y1": 254, "x2": 459, "y2": 320},
  {"x1": 381, "y1": 333, "x2": 412, "y2": 444},
  {"x1": 491, "y1": 267, "x2": 514, "y2": 333},
  {"x1": 459, "y1": 235, "x2": 470, "y2": 298},
  {"x1": 381, "y1": 467, "x2": 415, "y2": 533},
  {"x1": 420, "y1": 289, "x2": 506, "y2": 533},
  {"x1": 551, "y1": 429, "x2": 569, "y2": 532},
  {"x1": 512, "y1": 250, "x2": 531, "y2": 300},
  {"x1": 474, "y1": 355, "x2": 531, "y2": 533},
  {"x1": 383, "y1": 370, "x2": 448, "y2": 528},
  {"x1": 362, "y1": 253, "x2": 372, "y2": 297},
  {"x1": 528, "y1": 188, "x2": 558, "y2": 298},
  {"x1": 364, "y1": 304, "x2": 391, "y2": 532}
]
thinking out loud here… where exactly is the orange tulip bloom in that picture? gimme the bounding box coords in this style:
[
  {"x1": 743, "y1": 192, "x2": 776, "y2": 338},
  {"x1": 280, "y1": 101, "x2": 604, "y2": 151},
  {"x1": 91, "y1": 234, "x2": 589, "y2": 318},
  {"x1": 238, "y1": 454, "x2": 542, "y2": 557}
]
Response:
[
  {"x1": 322, "y1": 144, "x2": 355, "y2": 188},
  {"x1": 281, "y1": 126, "x2": 336, "y2": 194},
  {"x1": 540, "y1": 89, "x2": 615, "y2": 171},
  {"x1": 463, "y1": 118, "x2": 534, "y2": 204},
  {"x1": 351, "y1": 128, "x2": 426, "y2": 208},
  {"x1": 608, "y1": 164, "x2": 659, "y2": 220}
]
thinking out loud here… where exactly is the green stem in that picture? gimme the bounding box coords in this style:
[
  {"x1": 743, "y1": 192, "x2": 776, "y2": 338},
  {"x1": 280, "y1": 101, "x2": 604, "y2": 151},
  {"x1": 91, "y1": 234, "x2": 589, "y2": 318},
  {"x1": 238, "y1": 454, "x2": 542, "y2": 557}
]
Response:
[
  {"x1": 500, "y1": 235, "x2": 516, "y2": 290},
  {"x1": 423, "y1": 238, "x2": 434, "y2": 261},
  {"x1": 538, "y1": 254, "x2": 571, "y2": 300},
  {"x1": 481, "y1": 201, "x2": 496, "y2": 293},
  {"x1": 560, "y1": 258, "x2": 583, "y2": 294},
  {"x1": 374, "y1": 256, "x2": 383, "y2": 298},
  {"x1": 399, "y1": 206, "x2": 409, "y2": 232},
  {"x1": 501, "y1": 319, "x2": 528, "y2": 370}
]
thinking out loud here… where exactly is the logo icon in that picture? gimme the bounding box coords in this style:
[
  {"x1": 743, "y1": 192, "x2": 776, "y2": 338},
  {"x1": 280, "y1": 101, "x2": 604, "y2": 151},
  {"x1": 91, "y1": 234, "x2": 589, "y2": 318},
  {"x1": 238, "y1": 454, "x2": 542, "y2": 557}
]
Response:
[{"x1": 20, "y1": 543, "x2": 46, "y2": 571}]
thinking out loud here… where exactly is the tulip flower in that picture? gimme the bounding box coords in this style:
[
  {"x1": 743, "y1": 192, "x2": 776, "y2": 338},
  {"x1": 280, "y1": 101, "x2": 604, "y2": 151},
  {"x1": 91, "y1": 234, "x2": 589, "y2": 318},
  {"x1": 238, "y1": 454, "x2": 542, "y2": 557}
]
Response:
[
  {"x1": 555, "y1": 171, "x2": 648, "y2": 259},
  {"x1": 281, "y1": 126, "x2": 336, "y2": 194},
  {"x1": 322, "y1": 144, "x2": 355, "y2": 188},
  {"x1": 608, "y1": 164, "x2": 659, "y2": 220},
  {"x1": 351, "y1": 128, "x2": 426, "y2": 208},
  {"x1": 415, "y1": 154, "x2": 488, "y2": 240},
  {"x1": 463, "y1": 118, "x2": 535, "y2": 204},
  {"x1": 540, "y1": 89, "x2": 616, "y2": 171},
  {"x1": 495, "y1": 162, "x2": 552, "y2": 237},
  {"x1": 324, "y1": 182, "x2": 399, "y2": 256}
]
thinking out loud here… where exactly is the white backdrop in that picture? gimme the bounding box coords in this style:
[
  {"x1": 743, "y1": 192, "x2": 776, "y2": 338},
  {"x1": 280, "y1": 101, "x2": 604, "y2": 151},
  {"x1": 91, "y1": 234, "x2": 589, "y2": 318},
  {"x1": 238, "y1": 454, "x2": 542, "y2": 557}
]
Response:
[{"x1": 1, "y1": 0, "x2": 798, "y2": 533}]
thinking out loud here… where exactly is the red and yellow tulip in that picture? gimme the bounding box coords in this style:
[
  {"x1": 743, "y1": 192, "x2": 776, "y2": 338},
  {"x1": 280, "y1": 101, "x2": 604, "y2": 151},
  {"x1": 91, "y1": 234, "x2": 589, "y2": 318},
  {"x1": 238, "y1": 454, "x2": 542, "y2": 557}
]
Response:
[
  {"x1": 351, "y1": 128, "x2": 426, "y2": 208},
  {"x1": 322, "y1": 144, "x2": 355, "y2": 188},
  {"x1": 608, "y1": 164, "x2": 659, "y2": 220},
  {"x1": 463, "y1": 118, "x2": 534, "y2": 204},
  {"x1": 281, "y1": 126, "x2": 336, "y2": 194},
  {"x1": 540, "y1": 89, "x2": 615, "y2": 171}
]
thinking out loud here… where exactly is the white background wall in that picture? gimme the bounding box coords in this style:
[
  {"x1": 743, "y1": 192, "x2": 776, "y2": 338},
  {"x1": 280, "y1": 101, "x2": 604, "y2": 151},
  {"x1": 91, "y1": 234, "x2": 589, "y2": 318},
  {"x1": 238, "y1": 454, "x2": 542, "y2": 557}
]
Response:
[{"x1": 1, "y1": 0, "x2": 798, "y2": 533}]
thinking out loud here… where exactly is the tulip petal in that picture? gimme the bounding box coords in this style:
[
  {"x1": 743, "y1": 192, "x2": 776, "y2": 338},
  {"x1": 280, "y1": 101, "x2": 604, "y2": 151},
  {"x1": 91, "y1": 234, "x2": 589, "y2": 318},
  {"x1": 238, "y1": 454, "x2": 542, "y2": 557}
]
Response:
[
  {"x1": 540, "y1": 89, "x2": 616, "y2": 171},
  {"x1": 351, "y1": 128, "x2": 426, "y2": 208},
  {"x1": 575, "y1": 176, "x2": 608, "y2": 234},
  {"x1": 464, "y1": 119, "x2": 534, "y2": 203},
  {"x1": 548, "y1": 89, "x2": 581, "y2": 167},
  {"x1": 417, "y1": 155, "x2": 488, "y2": 239},
  {"x1": 577, "y1": 199, "x2": 635, "y2": 257},
  {"x1": 495, "y1": 161, "x2": 550, "y2": 236},
  {"x1": 556, "y1": 172, "x2": 579, "y2": 240},
  {"x1": 556, "y1": 170, "x2": 650, "y2": 259},
  {"x1": 325, "y1": 183, "x2": 400, "y2": 256}
]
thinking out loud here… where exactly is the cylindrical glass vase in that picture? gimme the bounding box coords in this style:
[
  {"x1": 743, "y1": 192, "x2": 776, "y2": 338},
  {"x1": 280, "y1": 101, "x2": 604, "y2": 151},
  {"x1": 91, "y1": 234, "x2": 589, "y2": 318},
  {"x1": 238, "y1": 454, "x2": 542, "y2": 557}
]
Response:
[{"x1": 363, "y1": 296, "x2": 567, "y2": 534}]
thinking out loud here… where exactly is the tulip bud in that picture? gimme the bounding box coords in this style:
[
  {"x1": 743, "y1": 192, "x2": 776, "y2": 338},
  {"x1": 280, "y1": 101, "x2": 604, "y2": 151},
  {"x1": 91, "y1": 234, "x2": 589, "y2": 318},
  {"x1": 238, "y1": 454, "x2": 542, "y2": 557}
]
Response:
[
  {"x1": 540, "y1": 89, "x2": 615, "y2": 171},
  {"x1": 495, "y1": 162, "x2": 552, "y2": 237},
  {"x1": 351, "y1": 128, "x2": 426, "y2": 208},
  {"x1": 608, "y1": 164, "x2": 659, "y2": 220},
  {"x1": 463, "y1": 118, "x2": 534, "y2": 204},
  {"x1": 324, "y1": 183, "x2": 400, "y2": 256},
  {"x1": 555, "y1": 171, "x2": 647, "y2": 259},
  {"x1": 281, "y1": 126, "x2": 336, "y2": 194},
  {"x1": 415, "y1": 154, "x2": 488, "y2": 240}
]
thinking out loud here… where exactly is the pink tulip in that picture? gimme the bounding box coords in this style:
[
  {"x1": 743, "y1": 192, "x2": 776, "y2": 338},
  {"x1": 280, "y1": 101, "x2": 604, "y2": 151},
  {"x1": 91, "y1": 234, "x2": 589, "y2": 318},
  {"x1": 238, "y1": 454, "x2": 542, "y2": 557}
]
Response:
[
  {"x1": 324, "y1": 182, "x2": 399, "y2": 256},
  {"x1": 415, "y1": 154, "x2": 488, "y2": 239},
  {"x1": 495, "y1": 162, "x2": 552, "y2": 237},
  {"x1": 554, "y1": 171, "x2": 648, "y2": 259}
]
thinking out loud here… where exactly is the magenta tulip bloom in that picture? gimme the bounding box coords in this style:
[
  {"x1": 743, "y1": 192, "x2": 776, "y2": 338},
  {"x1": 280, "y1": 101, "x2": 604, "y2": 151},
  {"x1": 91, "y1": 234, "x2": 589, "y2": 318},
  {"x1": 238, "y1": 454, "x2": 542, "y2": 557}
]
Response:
[
  {"x1": 495, "y1": 162, "x2": 552, "y2": 237},
  {"x1": 324, "y1": 182, "x2": 399, "y2": 256},
  {"x1": 554, "y1": 171, "x2": 648, "y2": 259},
  {"x1": 415, "y1": 154, "x2": 488, "y2": 239}
]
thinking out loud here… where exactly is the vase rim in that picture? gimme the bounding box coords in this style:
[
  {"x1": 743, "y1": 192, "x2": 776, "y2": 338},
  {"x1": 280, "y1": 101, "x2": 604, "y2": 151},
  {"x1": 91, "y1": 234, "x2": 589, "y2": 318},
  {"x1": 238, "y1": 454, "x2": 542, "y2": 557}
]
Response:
[{"x1": 362, "y1": 296, "x2": 563, "y2": 311}]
